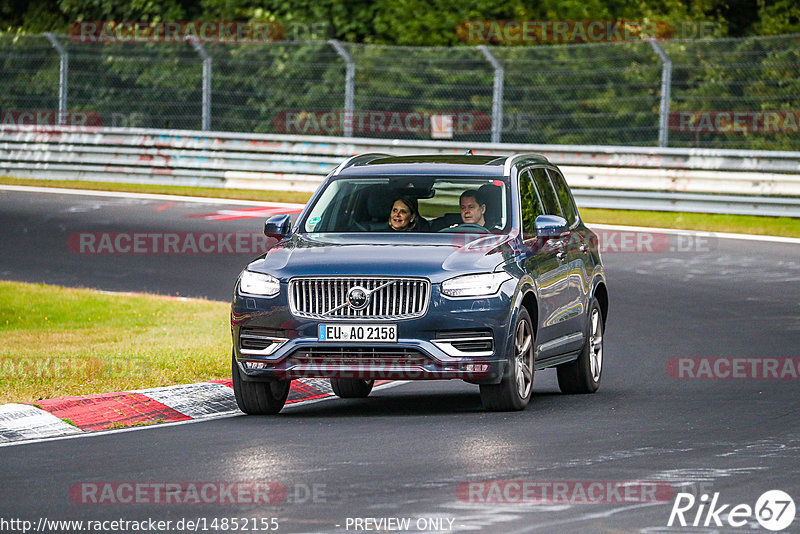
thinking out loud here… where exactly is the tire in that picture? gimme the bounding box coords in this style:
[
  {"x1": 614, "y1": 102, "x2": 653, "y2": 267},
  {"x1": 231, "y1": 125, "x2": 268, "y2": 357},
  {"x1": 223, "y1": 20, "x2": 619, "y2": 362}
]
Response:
[
  {"x1": 480, "y1": 308, "x2": 535, "y2": 411},
  {"x1": 232, "y1": 354, "x2": 291, "y2": 414},
  {"x1": 330, "y1": 378, "x2": 374, "y2": 398},
  {"x1": 557, "y1": 298, "x2": 604, "y2": 394}
]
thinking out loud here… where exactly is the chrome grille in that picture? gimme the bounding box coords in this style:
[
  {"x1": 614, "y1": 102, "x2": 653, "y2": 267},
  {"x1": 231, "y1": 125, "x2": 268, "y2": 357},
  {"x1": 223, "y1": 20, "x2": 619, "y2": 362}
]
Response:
[{"x1": 289, "y1": 277, "x2": 429, "y2": 320}]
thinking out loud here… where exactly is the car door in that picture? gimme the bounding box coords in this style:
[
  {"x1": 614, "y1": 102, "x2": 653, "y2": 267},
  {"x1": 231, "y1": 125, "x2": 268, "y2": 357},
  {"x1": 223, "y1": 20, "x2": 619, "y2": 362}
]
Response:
[
  {"x1": 547, "y1": 167, "x2": 593, "y2": 325},
  {"x1": 518, "y1": 168, "x2": 575, "y2": 356},
  {"x1": 527, "y1": 167, "x2": 585, "y2": 358}
]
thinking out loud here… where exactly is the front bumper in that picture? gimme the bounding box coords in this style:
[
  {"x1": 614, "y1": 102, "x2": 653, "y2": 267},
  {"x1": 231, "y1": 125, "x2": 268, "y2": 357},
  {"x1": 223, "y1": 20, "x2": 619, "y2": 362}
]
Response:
[{"x1": 232, "y1": 280, "x2": 516, "y2": 384}]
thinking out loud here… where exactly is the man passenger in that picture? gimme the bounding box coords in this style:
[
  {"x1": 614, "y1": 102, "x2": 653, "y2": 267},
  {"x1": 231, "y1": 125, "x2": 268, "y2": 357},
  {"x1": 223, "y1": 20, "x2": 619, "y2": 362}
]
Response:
[{"x1": 459, "y1": 189, "x2": 486, "y2": 227}]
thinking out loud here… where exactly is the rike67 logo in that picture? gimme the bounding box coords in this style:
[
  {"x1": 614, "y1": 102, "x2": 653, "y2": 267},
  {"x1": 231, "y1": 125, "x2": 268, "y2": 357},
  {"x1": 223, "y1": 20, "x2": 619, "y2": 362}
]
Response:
[{"x1": 668, "y1": 490, "x2": 796, "y2": 531}]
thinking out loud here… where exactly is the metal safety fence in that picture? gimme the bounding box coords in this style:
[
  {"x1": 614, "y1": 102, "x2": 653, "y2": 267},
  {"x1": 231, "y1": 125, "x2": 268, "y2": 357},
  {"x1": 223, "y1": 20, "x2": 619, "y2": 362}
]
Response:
[
  {"x1": 2, "y1": 127, "x2": 799, "y2": 217},
  {"x1": 1, "y1": 33, "x2": 798, "y2": 150}
]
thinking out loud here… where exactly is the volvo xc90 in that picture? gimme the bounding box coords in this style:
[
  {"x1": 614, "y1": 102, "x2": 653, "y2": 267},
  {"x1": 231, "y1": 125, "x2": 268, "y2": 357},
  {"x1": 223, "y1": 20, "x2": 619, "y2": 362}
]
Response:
[{"x1": 231, "y1": 153, "x2": 608, "y2": 413}]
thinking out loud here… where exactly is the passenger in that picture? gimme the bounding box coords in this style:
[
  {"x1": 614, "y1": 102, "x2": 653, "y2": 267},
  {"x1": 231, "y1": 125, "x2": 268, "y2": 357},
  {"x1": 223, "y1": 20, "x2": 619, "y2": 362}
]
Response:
[
  {"x1": 458, "y1": 189, "x2": 486, "y2": 227},
  {"x1": 388, "y1": 195, "x2": 421, "y2": 231}
]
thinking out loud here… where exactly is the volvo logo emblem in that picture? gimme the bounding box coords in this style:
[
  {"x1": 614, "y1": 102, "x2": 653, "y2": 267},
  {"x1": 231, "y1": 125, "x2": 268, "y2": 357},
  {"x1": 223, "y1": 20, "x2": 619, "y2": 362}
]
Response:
[{"x1": 347, "y1": 286, "x2": 370, "y2": 310}]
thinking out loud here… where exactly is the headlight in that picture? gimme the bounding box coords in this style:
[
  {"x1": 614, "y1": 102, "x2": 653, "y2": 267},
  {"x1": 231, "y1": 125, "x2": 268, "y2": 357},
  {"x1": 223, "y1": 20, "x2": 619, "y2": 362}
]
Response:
[
  {"x1": 441, "y1": 272, "x2": 512, "y2": 297},
  {"x1": 239, "y1": 271, "x2": 280, "y2": 296}
]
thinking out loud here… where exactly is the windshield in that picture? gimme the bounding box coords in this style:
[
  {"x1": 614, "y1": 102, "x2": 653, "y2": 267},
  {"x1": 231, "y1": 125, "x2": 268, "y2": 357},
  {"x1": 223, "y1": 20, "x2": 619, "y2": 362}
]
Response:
[{"x1": 301, "y1": 176, "x2": 509, "y2": 234}]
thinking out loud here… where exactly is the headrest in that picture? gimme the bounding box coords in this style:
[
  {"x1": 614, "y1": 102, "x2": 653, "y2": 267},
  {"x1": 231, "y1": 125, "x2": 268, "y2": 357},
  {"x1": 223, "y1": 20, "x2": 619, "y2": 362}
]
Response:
[
  {"x1": 478, "y1": 183, "x2": 502, "y2": 217},
  {"x1": 366, "y1": 187, "x2": 394, "y2": 219}
]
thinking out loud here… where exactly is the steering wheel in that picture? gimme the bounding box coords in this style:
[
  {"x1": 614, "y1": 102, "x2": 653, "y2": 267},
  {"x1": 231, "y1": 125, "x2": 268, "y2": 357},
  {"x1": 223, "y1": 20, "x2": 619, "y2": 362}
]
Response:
[
  {"x1": 348, "y1": 218, "x2": 369, "y2": 232},
  {"x1": 437, "y1": 223, "x2": 490, "y2": 234}
]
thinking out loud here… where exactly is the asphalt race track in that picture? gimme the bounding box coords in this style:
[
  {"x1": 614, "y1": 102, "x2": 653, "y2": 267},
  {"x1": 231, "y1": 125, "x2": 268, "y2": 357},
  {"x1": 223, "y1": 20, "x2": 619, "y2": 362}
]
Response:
[
  {"x1": 1, "y1": 187, "x2": 799, "y2": 533},
  {"x1": 0, "y1": 187, "x2": 299, "y2": 301}
]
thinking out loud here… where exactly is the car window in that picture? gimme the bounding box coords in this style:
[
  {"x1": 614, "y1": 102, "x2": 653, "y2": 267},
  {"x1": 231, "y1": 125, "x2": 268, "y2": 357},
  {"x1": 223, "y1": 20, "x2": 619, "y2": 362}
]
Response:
[
  {"x1": 547, "y1": 168, "x2": 579, "y2": 227},
  {"x1": 519, "y1": 170, "x2": 543, "y2": 240},
  {"x1": 530, "y1": 167, "x2": 562, "y2": 217},
  {"x1": 303, "y1": 179, "x2": 373, "y2": 232}
]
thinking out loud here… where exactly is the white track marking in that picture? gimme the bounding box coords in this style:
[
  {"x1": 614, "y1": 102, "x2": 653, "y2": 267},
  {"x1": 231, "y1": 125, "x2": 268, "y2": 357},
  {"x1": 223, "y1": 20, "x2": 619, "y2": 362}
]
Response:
[{"x1": 0, "y1": 403, "x2": 82, "y2": 443}]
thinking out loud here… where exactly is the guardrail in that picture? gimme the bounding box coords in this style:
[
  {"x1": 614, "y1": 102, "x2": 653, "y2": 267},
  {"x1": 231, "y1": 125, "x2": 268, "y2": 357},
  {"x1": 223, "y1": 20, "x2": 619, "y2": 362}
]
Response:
[{"x1": 1, "y1": 127, "x2": 799, "y2": 217}]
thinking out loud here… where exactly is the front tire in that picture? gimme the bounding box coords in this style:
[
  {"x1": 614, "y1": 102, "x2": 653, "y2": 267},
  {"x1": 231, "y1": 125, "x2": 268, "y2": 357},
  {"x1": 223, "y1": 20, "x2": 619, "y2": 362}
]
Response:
[
  {"x1": 232, "y1": 354, "x2": 291, "y2": 414},
  {"x1": 330, "y1": 378, "x2": 375, "y2": 398},
  {"x1": 557, "y1": 298, "x2": 604, "y2": 394},
  {"x1": 480, "y1": 308, "x2": 535, "y2": 411}
]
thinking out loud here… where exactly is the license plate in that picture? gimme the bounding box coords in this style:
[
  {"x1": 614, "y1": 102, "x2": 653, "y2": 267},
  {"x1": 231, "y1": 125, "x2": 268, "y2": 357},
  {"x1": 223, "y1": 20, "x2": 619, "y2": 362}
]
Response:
[{"x1": 318, "y1": 324, "x2": 397, "y2": 343}]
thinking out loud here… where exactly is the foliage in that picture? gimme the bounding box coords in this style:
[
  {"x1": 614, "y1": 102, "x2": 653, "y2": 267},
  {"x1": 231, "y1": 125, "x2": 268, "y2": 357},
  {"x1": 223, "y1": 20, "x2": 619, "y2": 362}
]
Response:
[
  {"x1": 0, "y1": 2, "x2": 797, "y2": 150},
  {"x1": 1, "y1": 0, "x2": 798, "y2": 40}
]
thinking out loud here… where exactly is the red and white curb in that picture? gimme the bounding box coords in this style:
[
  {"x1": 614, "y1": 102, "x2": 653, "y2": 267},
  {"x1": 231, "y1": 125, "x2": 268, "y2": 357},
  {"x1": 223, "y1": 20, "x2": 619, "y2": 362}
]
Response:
[{"x1": 0, "y1": 378, "x2": 391, "y2": 445}]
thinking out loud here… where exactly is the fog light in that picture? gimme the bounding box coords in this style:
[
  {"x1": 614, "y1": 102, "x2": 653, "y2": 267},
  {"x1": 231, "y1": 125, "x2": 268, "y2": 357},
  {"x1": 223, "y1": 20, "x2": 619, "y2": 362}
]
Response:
[{"x1": 245, "y1": 361, "x2": 272, "y2": 370}]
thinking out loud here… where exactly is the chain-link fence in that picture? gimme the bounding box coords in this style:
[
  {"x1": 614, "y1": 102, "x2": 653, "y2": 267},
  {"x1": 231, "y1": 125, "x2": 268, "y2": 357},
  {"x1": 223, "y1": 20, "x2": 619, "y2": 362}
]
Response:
[{"x1": 1, "y1": 33, "x2": 798, "y2": 149}]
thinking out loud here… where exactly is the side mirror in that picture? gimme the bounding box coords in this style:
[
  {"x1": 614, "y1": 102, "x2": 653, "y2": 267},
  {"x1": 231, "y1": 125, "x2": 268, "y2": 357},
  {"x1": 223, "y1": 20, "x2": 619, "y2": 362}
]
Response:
[
  {"x1": 264, "y1": 214, "x2": 292, "y2": 239},
  {"x1": 534, "y1": 214, "x2": 569, "y2": 238}
]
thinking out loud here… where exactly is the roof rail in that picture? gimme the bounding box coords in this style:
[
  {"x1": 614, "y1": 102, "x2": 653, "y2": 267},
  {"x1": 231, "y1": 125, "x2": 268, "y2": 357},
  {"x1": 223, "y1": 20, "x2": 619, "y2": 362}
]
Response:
[
  {"x1": 503, "y1": 153, "x2": 548, "y2": 176},
  {"x1": 332, "y1": 153, "x2": 392, "y2": 176}
]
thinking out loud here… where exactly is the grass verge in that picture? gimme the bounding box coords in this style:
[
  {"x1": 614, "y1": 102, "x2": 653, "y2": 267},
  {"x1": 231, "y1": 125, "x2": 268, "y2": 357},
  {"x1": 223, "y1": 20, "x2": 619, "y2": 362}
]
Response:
[
  {"x1": 2, "y1": 176, "x2": 798, "y2": 238},
  {"x1": 0, "y1": 281, "x2": 229, "y2": 405},
  {"x1": 580, "y1": 208, "x2": 800, "y2": 238}
]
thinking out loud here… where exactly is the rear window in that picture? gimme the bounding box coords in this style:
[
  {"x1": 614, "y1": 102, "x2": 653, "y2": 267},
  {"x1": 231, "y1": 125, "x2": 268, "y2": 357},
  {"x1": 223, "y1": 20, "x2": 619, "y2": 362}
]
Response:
[
  {"x1": 547, "y1": 168, "x2": 580, "y2": 227},
  {"x1": 529, "y1": 168, "x2": 562, "y2": 217}
]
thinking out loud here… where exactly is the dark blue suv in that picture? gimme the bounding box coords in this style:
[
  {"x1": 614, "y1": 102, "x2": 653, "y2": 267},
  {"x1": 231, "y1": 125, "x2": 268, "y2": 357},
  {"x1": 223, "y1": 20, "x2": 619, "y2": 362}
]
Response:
[{"x1": 231, "y1": 153, "x2": 608, "y2": 413}]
